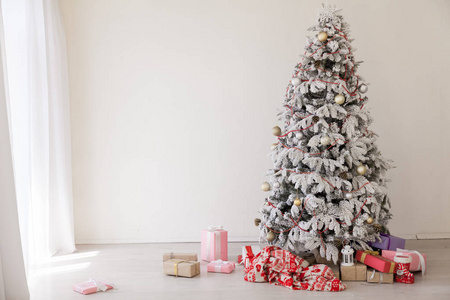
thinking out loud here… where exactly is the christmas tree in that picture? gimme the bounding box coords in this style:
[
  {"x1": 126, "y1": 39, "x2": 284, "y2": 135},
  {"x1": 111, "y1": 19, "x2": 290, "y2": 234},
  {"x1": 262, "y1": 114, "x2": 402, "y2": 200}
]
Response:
[{"x1": 259, "y1": 5, "x2": 393, "y2": 263}]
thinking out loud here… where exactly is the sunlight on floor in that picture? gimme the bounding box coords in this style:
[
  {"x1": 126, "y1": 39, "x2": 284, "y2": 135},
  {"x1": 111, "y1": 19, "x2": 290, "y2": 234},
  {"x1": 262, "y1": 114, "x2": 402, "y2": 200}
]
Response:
[
  {"x1": 31, "y1": 250, "x2": 100, "y2": 277},
  {"x1": 33, "y1": 262, "x2": 91, "y2": 275},
  {"x1": 37, "y1": 251, "x2": 99, "y2": 264}
]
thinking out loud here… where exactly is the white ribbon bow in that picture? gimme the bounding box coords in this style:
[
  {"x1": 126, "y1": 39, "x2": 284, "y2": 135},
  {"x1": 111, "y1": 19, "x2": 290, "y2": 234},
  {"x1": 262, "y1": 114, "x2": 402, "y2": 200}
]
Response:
[
  {"x1": 208, "y1": 225, "x2": 223, "y2": 232},
  {"x1": 396, "y1": 248, "x2": 426, "y2": 276},
  {"x1": 212, "y1": 259, "x2": 230, "y2": 272},
  {"x1": 88, "y1": 278, "x2": 113, "y2": 292}
]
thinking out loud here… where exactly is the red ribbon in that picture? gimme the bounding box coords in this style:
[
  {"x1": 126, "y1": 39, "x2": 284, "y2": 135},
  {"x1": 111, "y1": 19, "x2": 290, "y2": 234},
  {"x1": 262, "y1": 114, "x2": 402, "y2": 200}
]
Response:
[{"x1": 245, "y1": 246, "x2": 255, "y2": 259}]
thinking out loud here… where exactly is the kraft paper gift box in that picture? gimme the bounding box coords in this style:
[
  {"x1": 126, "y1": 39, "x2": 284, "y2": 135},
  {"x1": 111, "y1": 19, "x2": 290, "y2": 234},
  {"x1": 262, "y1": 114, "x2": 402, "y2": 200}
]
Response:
[
  {"x1": 163, "y1": 259, "x2": 200, "y2": 278},
  {"x1": 368, "y1": 233, "x2": 406, "y2": 251},
  {"x1": 355, "y1": 250, "x2": 396, "y2": 273},
  {"x1": 366, "y1": 268, "x2": 394, "y2": 284},
  {"x1": 201, "y1": 226, "x2": 228, "y2": 262},
  {"x1": 163, "y1": 252, "x2": 198, "y2": 262},
  {"x1": 381, "y1": 249, "x2": 426, "y2": 274},
  {"x1": 340, "y1": 262, "x2": 367, "y2": 281},
  {"x1": 207, "y1": 260, "x2": 236, "y2": 274},
  {"x1": 73, "y1": 279, "x2": 113, "y2": 295},
  {"x1": 242, "y1": 245, "x2": 261, "y2": 268}
]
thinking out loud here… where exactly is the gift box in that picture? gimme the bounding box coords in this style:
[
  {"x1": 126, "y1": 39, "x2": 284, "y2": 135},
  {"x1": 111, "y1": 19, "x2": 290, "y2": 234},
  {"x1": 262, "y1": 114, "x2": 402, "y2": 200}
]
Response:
[
  {"x1": 163, "y1": 259, "x2": 200, "y2": 278},
  {"x1": 355, "y1": 250, "x2": 396, "y2": 273},
  {"x1": 381, "y1": 249, "x2": 426, "y2": 274},
  {"x1": 163, "y1": 252, "x2": 198, "y2": 262},
  {"x1": 207, "y1": 260, "x2": 236, "y2": 274},
  {"x1": 368, "y1": 233, "x2": 406, "y2": 251},
  {"x1": 340, "y1": 262, "x2": 367, "y2": 281},
  {"x1": 201, "y1": 226, "x2": 228, "y2": 262},
  {"x1": 366, "y1": 268, "x2": 393, "y2": 284},
  {"x1": 73, "y1": 279, "x2": 113, "y2": 295},
  {"x1": 242, "y1": 245, "x2": 261, "y2": 268}
]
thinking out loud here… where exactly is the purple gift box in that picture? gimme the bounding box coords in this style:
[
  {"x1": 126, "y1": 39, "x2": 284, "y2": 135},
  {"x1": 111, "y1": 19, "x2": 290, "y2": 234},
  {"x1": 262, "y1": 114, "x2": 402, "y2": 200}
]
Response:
[{"x1": 368, "y1": 233, "x2": 406, "y2": 251}]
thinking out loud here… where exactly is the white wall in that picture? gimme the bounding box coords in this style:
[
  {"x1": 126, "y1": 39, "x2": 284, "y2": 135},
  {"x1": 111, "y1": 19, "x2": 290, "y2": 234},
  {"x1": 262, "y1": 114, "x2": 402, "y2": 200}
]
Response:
[{"x1": 59, "y1": 0, "x2": 450, "y2": 243}]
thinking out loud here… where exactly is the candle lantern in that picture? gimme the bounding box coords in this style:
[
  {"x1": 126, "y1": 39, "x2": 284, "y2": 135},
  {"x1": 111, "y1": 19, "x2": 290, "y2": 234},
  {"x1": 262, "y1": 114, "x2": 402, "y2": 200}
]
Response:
[{"x1": 341, "y1": 245, "x2": 355, "y2": 266}]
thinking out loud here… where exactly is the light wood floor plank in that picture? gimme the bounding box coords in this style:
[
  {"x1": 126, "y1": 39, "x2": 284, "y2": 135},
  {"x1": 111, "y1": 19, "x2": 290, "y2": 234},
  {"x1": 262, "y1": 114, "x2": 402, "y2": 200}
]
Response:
[{"x1": 28, "y1": 239, "x2": 450, "y2": 299}]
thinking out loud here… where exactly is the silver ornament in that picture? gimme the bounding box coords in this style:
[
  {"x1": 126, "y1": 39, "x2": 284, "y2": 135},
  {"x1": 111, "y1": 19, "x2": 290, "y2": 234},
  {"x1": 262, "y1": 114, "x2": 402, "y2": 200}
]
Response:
[
  {"x1": 273, "y1": 182, "x2": 280, "y2": 188},
  {"x1": 345, "y1": 193, "x2": 353, "y2": 199},
  {"x1": 359, "y1": 84, "x2": 368, "y2": 93},
  {"x1": 296, "y1": 132, "x2": 303, "y2": 139},
  {"x1": 291, "y1": 77, "x2": 301, "y2": 87}
]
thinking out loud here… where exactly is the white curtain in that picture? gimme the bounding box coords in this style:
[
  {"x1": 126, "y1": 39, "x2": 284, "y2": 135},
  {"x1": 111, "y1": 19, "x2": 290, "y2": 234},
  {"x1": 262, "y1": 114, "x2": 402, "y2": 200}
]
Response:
[
  {"x1": 1, "y1": 0, "x2": 75, "y2": 272},
  {"x1": 0, "y1": 3, "x2": 30, "y2": 298}
]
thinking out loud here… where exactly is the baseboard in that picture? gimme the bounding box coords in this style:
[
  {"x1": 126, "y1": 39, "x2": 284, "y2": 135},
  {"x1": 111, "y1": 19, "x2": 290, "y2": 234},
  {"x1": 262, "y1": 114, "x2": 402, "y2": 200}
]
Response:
[
  {"x1": 76, "y1": 233, "x2": 450, "y2": 245},
  {"x1": 396, "y1": 234, "x2": 417, "y2": 240},
  {"x1": 416, "y1": 232, "x2": 450, "y2": 239},
  {"x1": 76, "y1": 236, "x2": 260, "y2": 245}
]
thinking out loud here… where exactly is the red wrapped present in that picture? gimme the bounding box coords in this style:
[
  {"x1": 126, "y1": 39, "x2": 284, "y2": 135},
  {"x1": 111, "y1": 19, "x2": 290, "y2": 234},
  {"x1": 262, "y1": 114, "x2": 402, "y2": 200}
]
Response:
[
  {"x1": 355, "y1": 250, "x2": 396, "y2": 274},
  {"x1": 237, "y1": 255, "x2": 243, "y2": 264},
  {"x1": 242, "y1": 245, "x2": 261, "y2": 268}
]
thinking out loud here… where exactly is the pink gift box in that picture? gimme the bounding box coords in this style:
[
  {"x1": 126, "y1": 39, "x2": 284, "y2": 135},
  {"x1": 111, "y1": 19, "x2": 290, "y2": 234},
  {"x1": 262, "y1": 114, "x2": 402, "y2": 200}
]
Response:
[
  {"x1": 201, "y1": 226, "x2": 228, "y2": 262},
  {"x1": 73, "y1": 279, "x2": 113, "y2": 295},
  {"x1": 207, "y1": 260, "x2": 235, "y2": 273},
  {"x1": 382, "y1": 249, "x2": 426, "y2": 275}
]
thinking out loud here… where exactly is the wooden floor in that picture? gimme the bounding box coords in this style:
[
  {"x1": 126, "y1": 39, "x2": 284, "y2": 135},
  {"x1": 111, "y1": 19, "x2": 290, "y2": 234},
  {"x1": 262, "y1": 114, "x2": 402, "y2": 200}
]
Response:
[{"x1": 28, "y1": 239, "x2": 450, "y2": 300}]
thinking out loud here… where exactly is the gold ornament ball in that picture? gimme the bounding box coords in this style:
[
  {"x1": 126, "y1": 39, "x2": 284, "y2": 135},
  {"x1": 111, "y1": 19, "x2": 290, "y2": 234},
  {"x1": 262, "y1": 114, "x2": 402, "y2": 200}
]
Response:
[
  {"x1": 267, "y1": 231, "x2": 276, "y2": 242},
  {"x1": 357, "y1": 164, "x2": 367, "y2": 175},
  {"x1": 271, "y1": 143, "x2": 278, "y2": 151},
  {"x1": 317, "y1": 31, "x2": 328, "y2": 42},
  {"x1": 320, "y1": 135, "x2": 331, "y2": 146},
  {"x1": 366, "y1": 217, "x2": 374, "y2": 224},
  {"x1": 272, "y1": 126, "x2": 282, "y2": 136},
  {"x1": 334, "y1": 94, "x2": 345, "y2": 105},
  {"x1": 294, "y1": 198, "x2": 302, "y2": 206},
  {"x1": 261, "y1": 182, "x2": 271, "y2": 191}
]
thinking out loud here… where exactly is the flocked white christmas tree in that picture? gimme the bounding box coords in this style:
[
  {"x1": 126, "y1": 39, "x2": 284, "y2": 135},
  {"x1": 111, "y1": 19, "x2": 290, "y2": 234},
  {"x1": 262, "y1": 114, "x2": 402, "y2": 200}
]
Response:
[{"x1": 258, "y1": 5, "x2": 393, "y2": 263}]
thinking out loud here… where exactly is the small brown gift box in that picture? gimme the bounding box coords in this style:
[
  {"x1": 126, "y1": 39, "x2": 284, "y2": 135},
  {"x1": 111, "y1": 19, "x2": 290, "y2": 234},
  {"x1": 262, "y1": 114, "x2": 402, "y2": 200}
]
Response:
[
  {"x1": 366, "y1": 268, "x2": 393, "y2": 284},
  {"x1": 340, "y1": 262, "x2": 367, "y2": 281},
  {"x1": 163, "y1": 252, "x2": 198, "y2": 261},
  {"x1": 163, "y1": 259, "x2": 200, "y2": 278}
]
